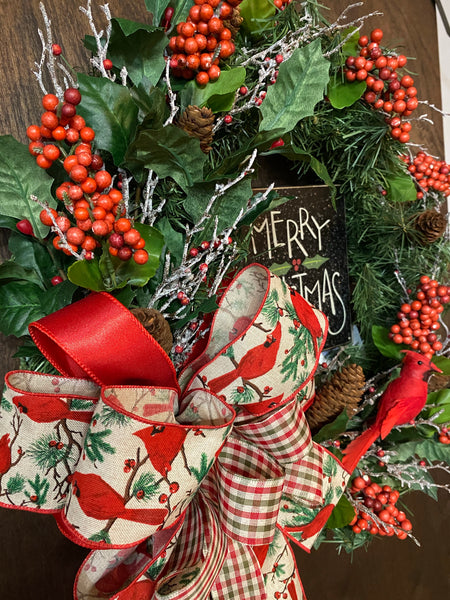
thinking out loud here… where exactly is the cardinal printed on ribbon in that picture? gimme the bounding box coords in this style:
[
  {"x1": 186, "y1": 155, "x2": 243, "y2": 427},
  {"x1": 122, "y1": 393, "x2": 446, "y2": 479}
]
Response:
[{"x1": 0, "y1": 264, "x2": 352, "y2": 600}]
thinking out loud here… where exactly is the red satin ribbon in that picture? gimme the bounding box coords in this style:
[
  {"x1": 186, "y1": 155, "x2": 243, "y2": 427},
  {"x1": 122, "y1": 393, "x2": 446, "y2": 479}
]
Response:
[{"x1": 29, "y1": 292, "x2": 179, "y2": 392}]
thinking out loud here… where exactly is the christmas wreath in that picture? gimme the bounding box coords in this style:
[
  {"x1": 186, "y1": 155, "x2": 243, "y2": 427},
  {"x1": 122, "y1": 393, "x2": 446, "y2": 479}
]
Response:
[{"x1": 0, "y1": 0, "x2": 449, "y2": 598}]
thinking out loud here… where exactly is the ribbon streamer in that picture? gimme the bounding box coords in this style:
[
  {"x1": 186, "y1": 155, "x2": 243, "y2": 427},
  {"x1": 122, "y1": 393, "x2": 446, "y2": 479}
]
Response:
[{"x1": 0, "y1": 264, "x2": 351, "y2": 599}]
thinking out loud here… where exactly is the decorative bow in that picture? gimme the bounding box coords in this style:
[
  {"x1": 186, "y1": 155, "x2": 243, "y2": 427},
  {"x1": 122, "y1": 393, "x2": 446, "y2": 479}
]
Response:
[{"x1": 0, "y1": 264, "x2": 351, "y2": 600}]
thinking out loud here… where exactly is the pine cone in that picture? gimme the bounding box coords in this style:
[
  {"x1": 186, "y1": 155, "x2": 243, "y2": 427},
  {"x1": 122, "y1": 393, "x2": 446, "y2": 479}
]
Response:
[
  {"x1": 414, "y1": 209, "x2": 447, "y2": 244},
  {"x1": 223, "y1": 7, "x2": 243, "y2": 38},
  {"x1": 131, "y1": 308, "x2": 173, "y2": 354},
  {"x1": 178, "y1": 105, "x2": 215, "y2": 153},
  {"x1": 306, "y1": 364, "x2": 365, "y2": 432}
]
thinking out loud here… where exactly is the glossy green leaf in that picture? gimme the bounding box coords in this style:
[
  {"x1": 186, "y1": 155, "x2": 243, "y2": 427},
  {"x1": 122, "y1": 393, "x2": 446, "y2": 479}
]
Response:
[
  {"x1": 0, "y1": 135, "x2": 55, "y2": 238},
  {"x1": 0, "y1": 215, "x2": 21, "y2": 231},
  {"x1": 40, "y1": 280, "x2": 77, "y2": 314},
  {"x1": 0, "y1": 281, "x2": 46, "y2": 337},
  {"x1": 393, "y1": 438, "x2": 450, "y2": 463},
  {"x1": 341, "y1": 28, "x2": 360, "y2": 58},
  {"x1": 77, "y1": 74, "x2": 139, "y2": 165},
  {"x1": 144, "y1": 0, "x2": 171, "y2": 25},
  {"x1": 239, "y1": 0, "x2": 275, "y2": 32},
  {"x1": 372, "y1": 325, "x2": 405, "y2": 359},
  {"x1": 155, "y1": 217, "x2": 184, "y2": 266},
  {"x1": 0, "y1": 260, "x2": 44, "y2": 289},
  {"x1": 130, "y1": 81, "x2": 167, "y2": 125},
  {"x1": 385, "y1": 172, "x2": 417, "y2": 203},
  {"x1": 108, "y1": 19, "x2": 167, "y2": 86},
  {"x1": 180, "y1": 67, "x2": 246, "y2": 113},
  {"x1": 326, "y1": 494, "x2": 355, "y2": 529},
  {"x1": 260, "y1": 39, "x2": 330, "y2": 134},
  {"x1": 427, "y1": 389, "x2": 450, "y2": 424},
  {"x1": 67, "y1": 259, "x2": 106, "y2": 291},
  {"x1": 302, "y1": 254, "x2": 329, "y2": 270},
  {"x1": 8, "y1": 232, "x2": 57, "y2": 284},
  {"x1": 327, "y1": 74, "x2": 366, "y2": 109},
  {"x1": 313, "y1": 411, "x2": 349, "y2": 443},
  {"x1": 125, "y1": 125, "x2": 207, "y2": 191},
  {"x1": 171, "y1": 0, "x2": 194, "y2": 30}
]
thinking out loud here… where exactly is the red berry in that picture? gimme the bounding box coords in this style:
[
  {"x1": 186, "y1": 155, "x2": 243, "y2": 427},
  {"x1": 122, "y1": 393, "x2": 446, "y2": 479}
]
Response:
[
  {"x1": 64, "y1": 88, "x2": 82, "y2": 105},
  {"x1": 52, "y1": 44, "x2": 62, "y2": 56},
  {"x1": 103, "y1": 59, "x2": 113, "y2": 70},
  {"x1": 16, "y1": 219, "x2": 34, "y2": 236}
]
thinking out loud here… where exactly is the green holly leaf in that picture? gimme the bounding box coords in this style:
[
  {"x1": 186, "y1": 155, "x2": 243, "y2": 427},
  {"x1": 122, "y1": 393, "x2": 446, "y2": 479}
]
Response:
[
  {"x1": 327, "y1": 74, "x2": 366, "y2": 109},
  {"x1": 313, "y1": 410, "x2": 349, "y2": 443},
  {"x1": 108, "y1": 19, "x2": 167, "y2": 86},
  {"x1": 0, "y1": 135, "x2": 56, "y2": 238},
  {"x1": 302, "y1": 254, "x2": 329, "y2": 270},
  {"x1": 77, "y1": 74, "x2": 139, "y2": 165},
  {"x1": 393, "y1": 438, "x2": 450, "y2": 463},
  {"x1": 170, "y1": 0, "x2": 194, "y2": 30},
  {"x1": 125, "y1": 125, "x2": 207, "y2": 191},
  {"x1": 0, "y1": 260, "x2": 45, "y2": 289},
  {"x1": 68, "y1": 259, "x2": 105, "y2": 291},
  {"x1": 372, "y1": 325, "x2": 405, "y2": 359},
  {"x1": 262, "y1": 141, "x2": 335, "y2": 193},
  {"x1": 155, "y1": 216, "x2": 185, "y2": 266},
  {"x1": 427, "y1": 389, "x2": 450, "y2": 424},
  {"x1": 0, "y1": 215, "x2": 22, "y2": 231},
  {"x1": 144, "y1": 0, "x2": 170, "y2": 26},
  {"x1": 184, "y1": 177, "x2": 253, "y2": 237},
  {"x1": 259, "y1": 39, "x2": 330, "y2": 135},
  {"x1": 8, "y1": 232, "x2": 57, "y2": 284},
  {"x1": 130, "y1": 81, "x2": 167, "y2": 125},
  {"x1": 385, "y1": 172, "x2": 417, "y2": 203},
  {"x1": 39, "y1": 280, "x2": 77, "y2": 314},
  {"x1": 180, "y1": 67, "x2": 246, "y2": 113},
  {"x1": 341, "y1": 28, "x2": 360, "y2": 58},
  {"x1": 0, "y1": 281, "x2": 46, "y2": 337},
  {"x1": 326, "y1": 494, "x2": 355, "y2": 529},
  {"x1": 239, "y1": 0, "x2": 275, "y2": 32}
]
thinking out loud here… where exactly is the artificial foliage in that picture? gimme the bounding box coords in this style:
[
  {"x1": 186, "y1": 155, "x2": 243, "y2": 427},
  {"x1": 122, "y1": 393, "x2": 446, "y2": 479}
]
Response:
[{"x1": 0, "y1": 0, "x2": 449, "y2": 573}]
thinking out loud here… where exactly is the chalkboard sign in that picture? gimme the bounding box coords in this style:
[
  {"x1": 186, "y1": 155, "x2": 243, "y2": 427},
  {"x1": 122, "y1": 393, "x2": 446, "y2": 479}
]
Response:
[{"x1": 249, "y1": 186, "x2": 352, "y2": 348}]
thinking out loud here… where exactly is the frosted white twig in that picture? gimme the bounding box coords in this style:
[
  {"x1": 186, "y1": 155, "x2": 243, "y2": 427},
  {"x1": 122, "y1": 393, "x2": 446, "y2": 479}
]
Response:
[
  {"x1": 33, "y1": 3, "x2": 65, "y2": 99},
  {"x1": 140, "y1": 170, "x2": 162, "y2": 225},
  {"x1": 418, "y1": 100, "x2": 450, "y2": 118},
  {"x1": 117, "y1": 168, "x2": 132, "y2": 218},
  {"x1": 31, "y1": 195, "x2": 84, "y2": 260},
  {"x1": 120, "y1": 67, "x2": 129, "y2": 86},
  {"x1": 164, "y1": 59, "x2": 179, "y2": 126},
  {"x1": 79, "y1": 0, "x2": 115, "y2": 80}
]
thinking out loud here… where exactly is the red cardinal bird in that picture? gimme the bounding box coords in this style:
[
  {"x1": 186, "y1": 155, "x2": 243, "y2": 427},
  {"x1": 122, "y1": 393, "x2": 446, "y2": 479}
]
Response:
[
  {"x1": 207, "y1": 321, "x2": 282, "y2": 394},
  {"x1": 0, "y1": 434, "x2": 12, "y2": 475},
  {"x1": 70, "y1": 472, "x2": 168, "y2": 525},
  {"x1": 342, "y1": 351, "x2": 442, "y2": 473},
  {"x1": 13, "y1": 394, "x2": 93, "y2": 424},
  {"x1": 290, "y1": 289, "x2": 323, "y2": 356},
  {"x1": 133, "y1": 424, "x2": 187, "y2": 478}
]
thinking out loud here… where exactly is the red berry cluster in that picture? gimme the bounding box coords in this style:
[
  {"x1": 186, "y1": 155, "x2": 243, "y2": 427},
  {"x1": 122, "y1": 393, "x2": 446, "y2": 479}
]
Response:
[
  {"x1": 439, "y1": 426, "x2": 450, "y2": 445},
  {"x1": 168, "y1": 0, "x2": 240, "y2": 85},
  {"x1": 349, "y1": 475, "x2": 412, "y2": 539},
  {"x1": 344, "y1": 28, "x2": 418, "y2": 143},
  {"x1": 401, "y1": 152, "x2": 450, "y2": 198},
  {"x1": 28, "y1": 89, "x2": 149, "y2": 265},
  {"x1": 389, "y1": 275, "x2": 449, "y2": 358}
]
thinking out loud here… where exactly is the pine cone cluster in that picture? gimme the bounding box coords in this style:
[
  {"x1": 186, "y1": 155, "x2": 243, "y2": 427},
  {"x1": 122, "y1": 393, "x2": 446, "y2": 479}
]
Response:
[
  {"x1": 131, "y1": 308, "x2": 173, "y2": 354},
  {"x1": 178, "y1": 105, "x2": 215, "y2": 153},
  {"x1": 414, "y1": 209, "x2": 447, "y2": 244},
  {"x1": 223, "y1": 7, "x2": 243, "y2": 38},
  {"x1": 306, "y1": 364, "x2": 365, "y2": 432}
]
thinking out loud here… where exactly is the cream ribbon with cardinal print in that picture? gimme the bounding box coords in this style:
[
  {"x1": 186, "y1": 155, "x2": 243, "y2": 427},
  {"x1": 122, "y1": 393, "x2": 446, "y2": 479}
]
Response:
[{"x1": 0, "y1": 263, "x2": 352, "y2": 600}]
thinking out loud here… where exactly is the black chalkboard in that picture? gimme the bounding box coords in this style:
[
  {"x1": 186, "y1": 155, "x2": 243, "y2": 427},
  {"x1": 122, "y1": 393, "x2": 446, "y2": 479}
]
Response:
[{"x1": 249, "y1": 186, "x2": 352, "y2": 348}]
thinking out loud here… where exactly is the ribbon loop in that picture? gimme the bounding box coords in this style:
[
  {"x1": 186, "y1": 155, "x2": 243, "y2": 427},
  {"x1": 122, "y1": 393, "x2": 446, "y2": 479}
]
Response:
[
  {"x1": 62, "y1": 385, "x2": 234, "y2": 548},
  {"x1": 214, "y1": 435, "x2": 284, "y2": 546}
]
